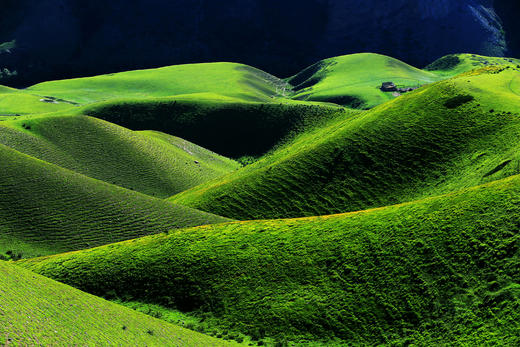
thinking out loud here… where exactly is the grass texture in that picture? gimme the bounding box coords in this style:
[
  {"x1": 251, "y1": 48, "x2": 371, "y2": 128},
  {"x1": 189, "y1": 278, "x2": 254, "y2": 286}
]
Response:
[
  {"x1": 0, "y1": 261, "x2": 234, "y2": 346},
  {"x1": 0, "y1": 143, "x2": 230, "y2": 258}
]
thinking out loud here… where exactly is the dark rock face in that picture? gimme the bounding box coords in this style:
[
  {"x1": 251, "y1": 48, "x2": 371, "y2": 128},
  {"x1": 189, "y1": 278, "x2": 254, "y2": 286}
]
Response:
[{"x1": 0, "y1": 0, "x2": 513, "y2": 87}]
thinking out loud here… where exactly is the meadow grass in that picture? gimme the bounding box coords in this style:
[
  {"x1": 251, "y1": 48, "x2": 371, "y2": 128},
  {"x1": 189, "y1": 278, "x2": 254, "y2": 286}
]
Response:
[
  {"x1": 19, "y1": 173, "x2": 520, "y2": 345},
  {"x1": 0, "y1": 261, "x2": 234, "y2": 346}
]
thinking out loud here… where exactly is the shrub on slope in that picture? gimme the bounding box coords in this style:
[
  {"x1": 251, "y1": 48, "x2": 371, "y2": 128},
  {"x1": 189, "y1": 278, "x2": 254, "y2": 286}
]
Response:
[
  {"x1": 0, "y1": 261, "x2": 231, "y2": 346},
  {"x1": 171, "y1": 66, "x2": 520, "y2": 219},
  {"x1": 19, "y1": 174, "x2": 520, "y2": 344},
  {"x1": 0, "y1": 115, "x2": 239, "y2": 197},
  {"x1": 0, "y1": 144, "x2": 229, "y2": 258}
]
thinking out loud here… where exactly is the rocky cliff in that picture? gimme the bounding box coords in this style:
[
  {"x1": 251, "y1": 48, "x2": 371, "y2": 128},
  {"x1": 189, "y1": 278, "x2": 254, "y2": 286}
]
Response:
[{"x1": 0, "y1": 0, "x2": 514, "y2": 86}]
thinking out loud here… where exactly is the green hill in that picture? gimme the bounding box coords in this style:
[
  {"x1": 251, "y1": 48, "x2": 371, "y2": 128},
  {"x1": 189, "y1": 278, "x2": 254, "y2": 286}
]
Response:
[
  {"x1": 288, "y1": 53, "x2": 520, "y2": 109},
  {"x1": 26, "y1": 63, "x2": 291, "y2": 104},
  {"x1": 0, "y1": 143, "x2": 229, "y2": 258},
  {"x1": 19, "y1": 173, "x2": 520, "y2": 345},
  {"x1": 0, "y1": 261, "x2": 233, "y2": 346},
  {"x1": 0, "y1": 115, "x2": 239, "y2": 197},
  {"x1": 170, "y1": 65, "x2": 520, "y2": 220}
]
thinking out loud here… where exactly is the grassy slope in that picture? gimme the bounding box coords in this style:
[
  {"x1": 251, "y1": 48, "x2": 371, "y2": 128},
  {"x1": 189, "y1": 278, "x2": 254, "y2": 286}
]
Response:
[
  {"x1": 25, "y1": 62, "x2": 290, "y2": 104},
  {"x1": 289, "y1": 53, "x2": 442, "y2": 108},
  {"x1": 0, "y1": 261, "x2": 232, "y2": 346},
  {"x1": 170, "y1": 66, "x2": 520, "y2": 220},
  {"x1": 0, "y1": 86, "x2": 75, "y2": 115},
  {"x1": 289, "y1": 53, "x2": 520, "y2": 109},
  {"x1": 0, "y1": 143, "x2": 229, "y2": 258},
  {"x1": 0, "y1": 115, "x2": 239, "y2": 198},
  {"x1": 19, "y1": 174, "x2": 520, "y2": 345}
]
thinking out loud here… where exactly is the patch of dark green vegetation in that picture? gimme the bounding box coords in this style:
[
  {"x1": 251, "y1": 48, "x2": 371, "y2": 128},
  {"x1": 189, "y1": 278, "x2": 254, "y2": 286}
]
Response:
[
  {"x1": 287, "y1": 61, "x2": 327, "y2": 91},
  {"x1": 425, "y1": 54, "x2": 461, "y2": 71},
  {"x1": 484, "y1": 159, "x2": 512, "y2": 177},
  {"x1": 444, "y1": 94, "x2": 475, "y2": 109},
  {"x1": 315, "y1": 95, "x2": 366, "y2": 108}
]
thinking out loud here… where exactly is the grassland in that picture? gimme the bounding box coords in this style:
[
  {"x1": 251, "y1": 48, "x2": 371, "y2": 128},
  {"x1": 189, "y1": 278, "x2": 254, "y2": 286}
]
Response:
[
  {"x1": 0, "y1": 261, "x2": 233, "y2": 346},
  {"x1": 19, "y1": 173, "x2": 520, "y2": 345},
  {"x1": 0, "y1": 143, "x2": 229, "y2": 258},
  {"x1": 3, "y1": 53, "x2": 520, "y2": 345},
  {"x1": 171, "y1": 65, "x2": 520, "y2": 219},
  {"x1": 0, "y1": 115, "x2": 240, "y2": 197}
]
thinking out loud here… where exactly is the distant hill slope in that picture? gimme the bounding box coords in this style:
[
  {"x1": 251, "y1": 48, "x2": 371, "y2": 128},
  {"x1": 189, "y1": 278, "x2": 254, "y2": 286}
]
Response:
[
  {"x1": 19, "y1": 174, "x2": 520, "y2": 345},
  {"x1": 26, "y1": 62, "x2": 290, "y2": 104},
  {"x1": 0, "y1": 0, "x2": 511, "y2": 87},
  {"x1": 0, "y1": 261, "x2": 232, "y2": 346},
  {"x1": 0, "y1": 143, "x2": 229, "y2": 258},
  {"x1": 171, "y1": 65, "x2": 520, "y2": 219},
  {"x1": 0, "y1": 115, "x2": 239, "y2": 197},
  {"x1": 289, "y1": 53, "x2": 520, "y2": 108}
]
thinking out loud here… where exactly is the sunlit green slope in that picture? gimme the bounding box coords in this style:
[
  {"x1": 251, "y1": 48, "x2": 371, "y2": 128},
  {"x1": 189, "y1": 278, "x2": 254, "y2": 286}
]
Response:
[
  {"x1": 0, "y1": 115, "x2": 239, "y2": 197},
  {"x1": 0, "y1": 144, "x2": 229, "y2": 258},
  {"x1": 26, "y1": 63, "x2": 291, "y2": 104},
  {"x1": 19, "y1": 174, "x2": 520, "y2": 345},
  {"x1": 0, "y1": 86, "x2": 76, "y2": 115},
  {"x1": 171, "y1": 66, "x2": 520, "y2": 219},
  {"x1": 289, "y1": 53, "x2": 520, "y2": 109},
  {"x1": 0, "y1": 261, "x2": 233, "y2": 346}
]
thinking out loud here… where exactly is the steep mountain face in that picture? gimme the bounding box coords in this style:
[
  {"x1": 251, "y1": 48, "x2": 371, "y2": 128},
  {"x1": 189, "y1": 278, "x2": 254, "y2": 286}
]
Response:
[{"x1": 0, "y1": 0, "x2": 512, "y2": 87}]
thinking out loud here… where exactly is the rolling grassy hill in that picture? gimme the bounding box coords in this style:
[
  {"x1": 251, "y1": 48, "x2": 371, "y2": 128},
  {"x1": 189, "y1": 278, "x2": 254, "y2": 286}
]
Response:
[
  {"x1": 0, "y1": 143, "x2": 230, "y2": 259},
  {"x1": 0, "y1": 261, "x2": 233, "y2": 346},
  {"x1": 170, "y1": 65, "x2": 520, "y2": 220},
  {"x1": 19, "y1": 173, "x2": 520, "y2": 345},
  {"x1": 0, "y1": 115, "x2": 240, "y2": 197},
  {"x1": 288, "y1": 53, "x2": 520, "y2": 109},
  {"x1": 25, "y1": 62, "x2": 291, "y2": 104}
]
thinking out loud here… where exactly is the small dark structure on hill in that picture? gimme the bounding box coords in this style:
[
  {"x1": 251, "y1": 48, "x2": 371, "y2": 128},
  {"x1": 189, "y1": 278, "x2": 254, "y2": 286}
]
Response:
[
  {"x1": 380, "y1": 82, "x2": 397, "y2": 92},
  {"x1": 381, "y1": 82, "x2": 419, "y2": 94}
]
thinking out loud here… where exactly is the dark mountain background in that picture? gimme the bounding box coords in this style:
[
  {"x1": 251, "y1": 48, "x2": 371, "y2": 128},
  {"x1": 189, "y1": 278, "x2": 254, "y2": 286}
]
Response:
[{"x1": 0, "y1": 0, "x2": 518, "y2": 87}]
